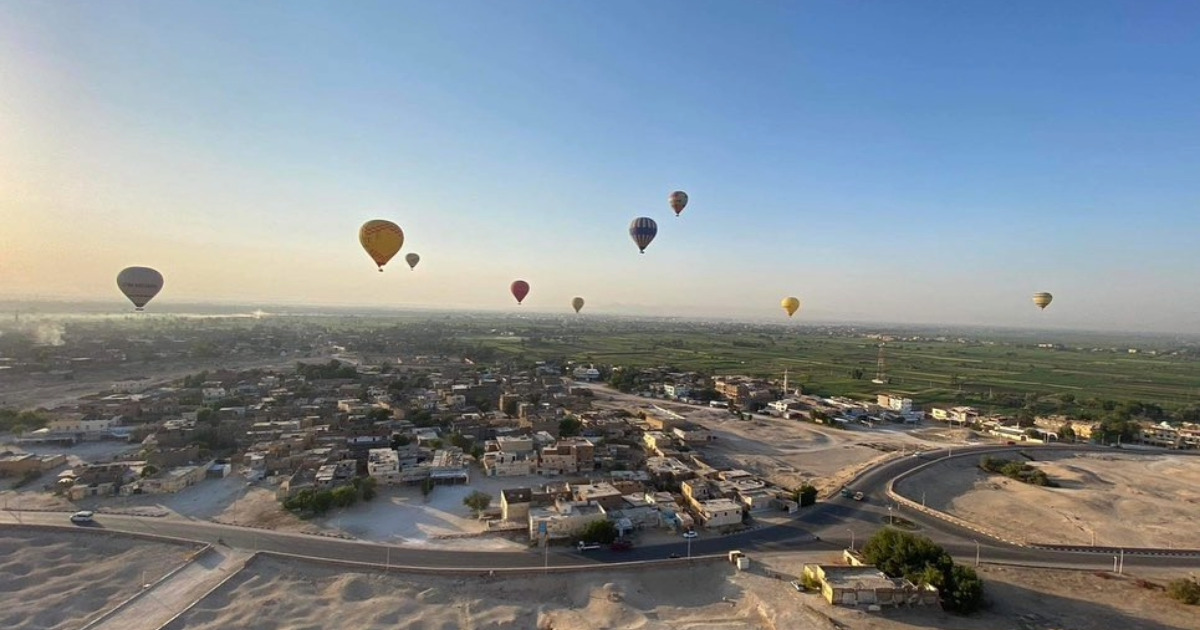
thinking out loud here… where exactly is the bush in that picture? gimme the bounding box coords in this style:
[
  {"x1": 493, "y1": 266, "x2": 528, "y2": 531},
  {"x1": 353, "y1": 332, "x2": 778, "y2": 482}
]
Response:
[
  {"x1": 331, "y1": 485, "x2": 358, "y2": 508},
  {"x1": 1167, "y1": 578, "x2": 1200, "y2": 605}
]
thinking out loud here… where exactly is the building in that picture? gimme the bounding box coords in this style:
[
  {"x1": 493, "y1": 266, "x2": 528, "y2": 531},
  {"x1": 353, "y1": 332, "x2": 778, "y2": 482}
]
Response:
[
  {"x1": 671, "y1": 424, "x2": 712, "y2": 445},
  {"x1": 643, "y1": 431, "x2": 673, "y2": 454},
  {"x1": 428, "y1": 449, "x2": 470, "y2": 485},
  {"x1": 495, "y1": 435, "x2": 534, "y2": 454},
  {"x1": 662, "y1": 383, "x2": 692, "y2": 400},
  {"x1": 137, "y1": 464, "x2": 208, "y2": 494},
  {"x1": 482, "y1": 451, "x2": 535, "y2": 477},
  {"x1": 367, "y1": 448, "x2": 401, "y2": 485},
  {"x1": 0, "y1": 451, "x2": 66, "y2": 477},
  {"x1": 501, "y1": 487, "x2": 533, "y2": 522},
  {"x1": 877, "y1": 394, "x2": 913, "y2": 413},
  {"x1": 528, "y1": 498, "x2": 607, "y2": 541},
  {"x1": 696, "y1": 498, "x2": 743, "y2": 529},
  {"x1": 571, "y1": 482, "x2": 625, "y2": 511},
  {"x1": 802, "y1": 564, "x2": 939, "y2": 607}
]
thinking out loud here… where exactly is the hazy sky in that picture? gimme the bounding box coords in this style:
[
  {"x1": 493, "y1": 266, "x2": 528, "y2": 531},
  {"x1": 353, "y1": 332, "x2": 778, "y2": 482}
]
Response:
[{"x1": 3, "y1": 1, "x2": 1199, "y2": 332}]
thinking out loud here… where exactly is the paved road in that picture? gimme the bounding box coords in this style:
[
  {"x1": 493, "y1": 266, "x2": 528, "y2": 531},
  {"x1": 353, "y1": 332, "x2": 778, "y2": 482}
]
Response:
[{"x1": 88, "y1": 548, "x2": 251, "y2": 630}]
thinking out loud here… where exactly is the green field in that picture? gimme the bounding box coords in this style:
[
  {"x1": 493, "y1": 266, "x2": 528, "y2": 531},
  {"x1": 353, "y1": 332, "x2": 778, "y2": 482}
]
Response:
[{"x1": 454, "y1": 318, "x2": 1200, "y2": 413}]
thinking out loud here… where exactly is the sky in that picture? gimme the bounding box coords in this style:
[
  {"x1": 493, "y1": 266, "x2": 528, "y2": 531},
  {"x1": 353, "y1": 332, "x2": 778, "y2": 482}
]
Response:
[{"x1": 2, "y1": 1, "x2": 1199, "y2": 332}]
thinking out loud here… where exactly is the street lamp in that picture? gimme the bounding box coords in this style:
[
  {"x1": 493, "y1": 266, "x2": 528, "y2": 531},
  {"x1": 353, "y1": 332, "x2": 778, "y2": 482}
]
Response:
[
  {"x1": 687, "y1": 535, "x2": 692, "y2": 559},
  {"x1": 847, "y1": 528, "x2": 855, "y2": 550},
  {"x1": 974, "y1": 540, "x2": 980, "y2": 567}
]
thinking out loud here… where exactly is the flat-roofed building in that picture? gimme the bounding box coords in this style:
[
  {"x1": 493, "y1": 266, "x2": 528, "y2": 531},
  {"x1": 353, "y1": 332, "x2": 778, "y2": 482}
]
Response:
[{"x1": 802, "y1": 565, "x2": 939, "y2": 607}]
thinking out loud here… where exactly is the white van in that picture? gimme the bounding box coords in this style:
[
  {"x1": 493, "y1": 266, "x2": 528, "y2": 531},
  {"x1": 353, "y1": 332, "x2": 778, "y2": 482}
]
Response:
[{"x1": 70, "y1": 510, "x2": 95, "y2": 523}]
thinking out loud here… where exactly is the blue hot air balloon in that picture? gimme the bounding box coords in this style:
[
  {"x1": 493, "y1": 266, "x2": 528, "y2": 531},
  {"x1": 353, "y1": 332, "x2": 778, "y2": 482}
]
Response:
[{"x1": 629, "y1": 217, "x2": 658, "y2": 254}]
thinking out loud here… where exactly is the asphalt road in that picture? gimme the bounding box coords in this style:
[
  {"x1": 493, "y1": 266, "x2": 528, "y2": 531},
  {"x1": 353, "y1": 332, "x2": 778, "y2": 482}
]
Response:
[{"x1": 5, "y1": 442, "x2": 1198, "y2": 573}]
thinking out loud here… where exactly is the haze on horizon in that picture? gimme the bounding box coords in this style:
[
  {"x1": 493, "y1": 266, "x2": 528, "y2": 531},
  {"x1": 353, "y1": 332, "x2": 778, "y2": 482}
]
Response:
[{"x1": 3, "y1": 1, "x2": 1199, "y2": 334}]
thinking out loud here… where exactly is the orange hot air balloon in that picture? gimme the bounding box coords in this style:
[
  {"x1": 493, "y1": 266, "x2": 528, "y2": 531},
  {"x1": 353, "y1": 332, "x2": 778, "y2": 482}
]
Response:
[
  {"x1": 781, "y1": 297, "x2": 800, "y2": 318},
  {"x1": 572, "y1": 297, "x2": 585, "y2": 313},
  {"x1": 359, "y1": 220, "x2": 404, "y2": 271},
  {"x1": 511, "y1": 280, "x2": 530, "y2": 305}
]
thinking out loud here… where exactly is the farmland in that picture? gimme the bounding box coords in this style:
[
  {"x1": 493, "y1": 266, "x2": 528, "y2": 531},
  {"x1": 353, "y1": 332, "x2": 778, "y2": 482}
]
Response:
[{"x1": 442, "y1": 316, "x2": 1200, "y2": 413}]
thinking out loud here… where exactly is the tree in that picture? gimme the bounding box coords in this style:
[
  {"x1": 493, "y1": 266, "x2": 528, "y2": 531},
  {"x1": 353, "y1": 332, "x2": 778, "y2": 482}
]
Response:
[
  {"x1": 366, "y1": 408, "x2": 392, "y2": 423},
  {"x1": 579, "y1": 519, "x2": 618, "y2": 544},
  {"x1": 559, "y1": 417, "x2": 583, "y2": 437},
  {"x1": 357, "y1": 476, "x2": 378, "y2": 501},
  {"x1": 311, "y1": 490, "x2": 335, "y2": 514},
  {"x1": 861, "y1": 529, "x2": 984, "y2": 614},
  {"x1": 332, "y1": 485, "x2": 359, "y2": 508},
  {"x1": 390, "y1": 434, "x2": 411, "y2": 449},
  {"x1": 1059, "y1": 424, "x2": 1076, "y2": 442},
  {"x1": 795, "y1": 484, "x2": 818, "y2": 507},
  {"x1": 420, "y1": 477, "x2": 435, "y2": 498},
  {"x1": 1167, "y1": 578, "x2": 1200, "y2": 605},
  {"x1": 463, "y1": 490, "x2": 492, "y2": 517},
  {"x1": 501, "y1": 397, "x2": 519, "y2": 418},
  {"x1": 196, "y1": 408, "x2": 217, "y2": 425},
  {"x1": 141, "y1": 465, "x2": 160, "y2": 478}
]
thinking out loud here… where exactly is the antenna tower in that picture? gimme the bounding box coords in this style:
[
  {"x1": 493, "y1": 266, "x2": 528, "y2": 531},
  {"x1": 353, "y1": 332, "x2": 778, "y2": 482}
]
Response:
[{"x1": 872, "y1": 343, "x2": 887, "y2": 384}]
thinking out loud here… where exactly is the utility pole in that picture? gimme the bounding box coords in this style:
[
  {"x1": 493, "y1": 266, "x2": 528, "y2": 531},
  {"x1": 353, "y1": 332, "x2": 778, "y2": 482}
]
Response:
[
  {"x1": 1118, "y1": 549, "x2": 1124, "y2": 575},
  {"x1": 847, "y1": 529, "x2": 855, "y2": 550},
  {"x1": 974, "y1": 540, "x2": 980, "y2": 567}
]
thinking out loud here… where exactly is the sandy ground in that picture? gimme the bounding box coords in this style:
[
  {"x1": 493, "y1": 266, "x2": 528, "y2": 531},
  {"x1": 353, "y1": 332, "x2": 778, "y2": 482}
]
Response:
[
  {"x1": 896, "y1": 449, "x2": 1200, "y2": 549},
  {"x1": 165, "y1": 551, "x2": 1200, "y2": 630},
  {"x1": 755, "y1": 552, "x2": 1200, "y2": 630},
  {"x1": 0, "y1": 529, "x2": 198, "y2": 630}
]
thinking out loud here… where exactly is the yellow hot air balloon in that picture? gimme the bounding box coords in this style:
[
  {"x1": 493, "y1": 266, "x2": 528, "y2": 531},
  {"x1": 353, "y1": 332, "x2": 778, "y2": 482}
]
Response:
[
  {"x1": 781, "y1": 297, "x2": 801, "y2": 317},
  {"x1": 359, "y1": 220, "x2": 404, "y2": 271},
  {"x1": 572, "y1": 297, "x2": 585, "y2": 313},
  {"x1": 1032, "y1": 292, "x2": 1053, "y2": 310}
]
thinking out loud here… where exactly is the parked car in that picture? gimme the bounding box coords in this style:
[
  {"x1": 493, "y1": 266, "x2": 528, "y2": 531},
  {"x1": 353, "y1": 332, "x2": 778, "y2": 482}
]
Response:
[
  {"x1": 668, "y1": 552, "x2": 681, "y2": 559},
  {"x1": 70, "y1": 510, "x2": 94, "y2": 524},
  {"x1": 682, "y1": 530, "x2": 698, "y2": 539},
  {"x1": 577, "y1": 541, "x2": 601, "y2": 551}
]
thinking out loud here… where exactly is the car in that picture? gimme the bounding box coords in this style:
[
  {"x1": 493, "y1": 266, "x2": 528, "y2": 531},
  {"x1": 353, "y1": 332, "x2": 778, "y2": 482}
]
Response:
[
  {"x1": 790, "y1": 580, "x2": 804, "y2": 592},
  {"x1": 577, "y1": 541, "x2": 601, "y2": 551},
  {"x1": 70, "y1": 510, "x2": 94, "y2": 524},
  {"x1": 682, "y1": 530, "x2": 698, "y2": 539},
  {"x1": 669, "y1": 553, "x2": 681, "y2": 559}
]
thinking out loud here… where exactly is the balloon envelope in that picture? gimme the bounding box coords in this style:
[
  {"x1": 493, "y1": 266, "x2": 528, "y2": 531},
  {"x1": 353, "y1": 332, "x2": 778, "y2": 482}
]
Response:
[
  {"x1": 511, "y1": 280, "x2": 530, "y2": 305},
  {"x1": 668, "y1": 191, "x2": 689, "y2": 217},
  {"x1": 781, "y1": 297, "x2": 801, "y2": 317},
  {"x1": 629, "y1": 217, "x2": 658, "y2": 253},
  {"x1": 1032, "y1": 292, "x2": 1053, "y2": 310},
  {"x1": 572, "y1": 297, "x2": 585, "y2": 313},
  {"x1": 117, "y1": 266, "x2": 164, "y2": 310},
  {"x1": 405, "y1": 252, "x2": 420, "y2": 271},
  {"x1": 359, "y1": 220, "x2": 404, "y2": 271}
]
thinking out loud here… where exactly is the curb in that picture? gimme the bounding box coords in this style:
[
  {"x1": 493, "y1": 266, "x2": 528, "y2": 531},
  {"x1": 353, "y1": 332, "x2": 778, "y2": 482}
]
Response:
[{"x1": 156, "y1": 552, "x2": 258, "y2": 630}]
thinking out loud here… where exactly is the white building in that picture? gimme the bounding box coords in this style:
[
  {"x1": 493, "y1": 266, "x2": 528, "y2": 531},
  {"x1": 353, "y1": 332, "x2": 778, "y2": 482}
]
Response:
[
  {"x1": 367, "y1": 448, "x2": 401, "y2": 485},
  {"x1": 481, "y1": 451, "x2": 535, "y2": 477},
  {"x1": 663, "y1": 383, "x2": 692, "y2": 400},
  {"x1": 528, "y1": 499, "x2": 607, "y2": 541},
  {"x1": 877, "y1": 394, "x2": 913, "y2": 413}
]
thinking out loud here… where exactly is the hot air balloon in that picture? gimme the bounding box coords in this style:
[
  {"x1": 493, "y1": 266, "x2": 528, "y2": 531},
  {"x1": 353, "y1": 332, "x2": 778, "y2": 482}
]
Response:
[
  {"x1": 511, "y1": 280, "x2": 530, "y2": 305},
  {"x1": 359, "y1": 220, "x2": 404, "y2": 271},
  {"x1": 781, "y1": 297, "x2": 800, "y2": 318},
  {"x1": 405, "y1": 253, "x2": 420, "y2": 271},
  {"x1": 117, "y1": 266, "x2": 164, "y2": 311},
  {"x1": 668, "y1": 191, "x2": 688, "y2": 217},
  {"x1": 1032, "y1": 292, "x2": 1053, "y2": 310},
  {"x1": 572, "y1": 297, "x2": 585, "y2": 313},
  {"x1": 629, "y1": 217, "x2": 658, "y2": 253}
]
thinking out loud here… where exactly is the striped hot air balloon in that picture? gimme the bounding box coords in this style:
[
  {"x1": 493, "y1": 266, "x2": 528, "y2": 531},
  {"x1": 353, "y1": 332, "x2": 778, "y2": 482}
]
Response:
[
  {"x1": 629, "y1": 217, "x2": 658, "y2": 254},
  {"x1": 668, "y1": 191, "x2": 688, "y2": 217},
  {"x1": 1032, "y1": 292, "x2": 1053, "y2": 310},
  {"x1": 359, "y1": 219, "x2": 404, "y2": 271}
]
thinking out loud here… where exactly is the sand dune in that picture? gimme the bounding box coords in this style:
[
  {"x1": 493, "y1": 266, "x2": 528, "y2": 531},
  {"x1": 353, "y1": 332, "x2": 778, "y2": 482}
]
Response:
[{"x1": 0, "y1": 530, "x2": 197, "y2": 630}]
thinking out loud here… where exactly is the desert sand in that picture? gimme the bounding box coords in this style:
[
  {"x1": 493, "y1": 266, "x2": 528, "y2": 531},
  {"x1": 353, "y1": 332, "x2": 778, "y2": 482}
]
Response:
[
  {"x1": 0, "y1": 529, "x2": 198, "y2": 630},
  {"x1": 896, "y1": 449, "x2": 1200, "y2": 548}
]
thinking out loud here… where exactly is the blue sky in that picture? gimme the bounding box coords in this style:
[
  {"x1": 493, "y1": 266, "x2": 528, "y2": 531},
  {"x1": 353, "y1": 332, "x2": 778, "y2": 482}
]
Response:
[{"x1": 2, "y1": 1, "x2": 1199, "y2": 331}]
